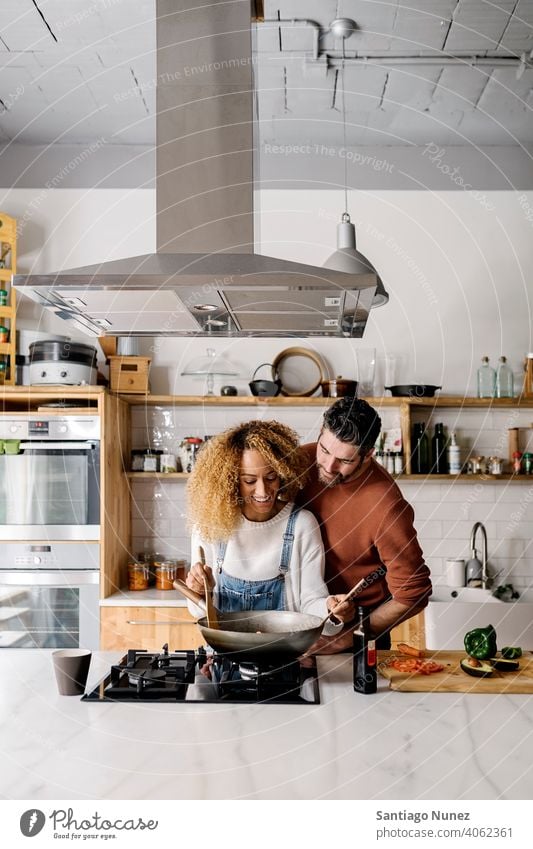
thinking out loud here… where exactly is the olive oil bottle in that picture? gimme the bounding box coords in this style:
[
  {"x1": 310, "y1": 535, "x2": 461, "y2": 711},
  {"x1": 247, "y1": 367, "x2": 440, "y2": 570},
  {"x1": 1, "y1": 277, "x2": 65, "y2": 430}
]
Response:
[{"x1": 353, "y1": 606, "x2": 377, "y2": 694}]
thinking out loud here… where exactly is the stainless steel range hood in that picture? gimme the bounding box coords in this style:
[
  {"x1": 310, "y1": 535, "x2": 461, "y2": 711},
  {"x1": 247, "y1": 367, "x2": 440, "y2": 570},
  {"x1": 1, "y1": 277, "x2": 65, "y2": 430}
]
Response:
[
  {"x1": 13, "y1": 253, "x2": 376, "y2": 338},
  {"x1": 13, "y1": 2, "x2": 378, "y2": 339}
]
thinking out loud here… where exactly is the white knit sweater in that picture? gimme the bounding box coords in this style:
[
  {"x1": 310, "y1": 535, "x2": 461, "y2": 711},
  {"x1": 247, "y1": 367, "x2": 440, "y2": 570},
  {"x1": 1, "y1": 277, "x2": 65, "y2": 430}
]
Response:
[{"x1": 188, "y1": 503, "x2": 340, "y2": 634}]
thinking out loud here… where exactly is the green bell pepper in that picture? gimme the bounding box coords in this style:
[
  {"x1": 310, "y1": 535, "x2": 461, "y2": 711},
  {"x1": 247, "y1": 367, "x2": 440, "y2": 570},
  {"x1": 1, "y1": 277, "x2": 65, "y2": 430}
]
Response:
[
  {"x1": 464, "y1": 625, "x2": 497, "y2": 660},
  {"x1": 501, "y1": 646, "x2": 522, "y2": 659}
]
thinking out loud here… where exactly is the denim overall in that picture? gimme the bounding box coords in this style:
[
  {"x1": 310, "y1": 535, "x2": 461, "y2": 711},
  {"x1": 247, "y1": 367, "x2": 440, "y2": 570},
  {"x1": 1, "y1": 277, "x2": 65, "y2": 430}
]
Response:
[{"x1": 214, "y1": 504, "x2": 301, "y2": 613}]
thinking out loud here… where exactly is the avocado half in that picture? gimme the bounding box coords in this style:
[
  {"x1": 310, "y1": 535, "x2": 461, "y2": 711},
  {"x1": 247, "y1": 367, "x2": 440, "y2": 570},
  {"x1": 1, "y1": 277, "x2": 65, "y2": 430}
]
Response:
[
  {"x1": 490, "y1": 657, "x2": 520, "y2": 671},
  {"x1": 460, "y1": 657, "x2": 494, "y2": 678}
]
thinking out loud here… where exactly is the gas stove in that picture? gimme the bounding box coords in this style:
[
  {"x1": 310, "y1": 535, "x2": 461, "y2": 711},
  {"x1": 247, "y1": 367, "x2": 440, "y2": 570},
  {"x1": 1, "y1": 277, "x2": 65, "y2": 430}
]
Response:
[{"x1": 82, "y1": 645, "x2": 320, "y2": 704}]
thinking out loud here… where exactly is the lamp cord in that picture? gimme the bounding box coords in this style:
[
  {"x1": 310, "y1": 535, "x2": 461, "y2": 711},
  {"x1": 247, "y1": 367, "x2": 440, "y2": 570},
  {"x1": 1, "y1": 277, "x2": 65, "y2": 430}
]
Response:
[{"x1": 342, "y1": 44, "x2": 348, "y2": 216}]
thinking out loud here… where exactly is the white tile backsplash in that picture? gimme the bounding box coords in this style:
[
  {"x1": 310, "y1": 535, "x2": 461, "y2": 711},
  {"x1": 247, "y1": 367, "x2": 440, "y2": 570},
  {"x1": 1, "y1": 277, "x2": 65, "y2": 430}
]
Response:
[{"x1": 129, "y1": 405, "x2": 533, "y2": 593}]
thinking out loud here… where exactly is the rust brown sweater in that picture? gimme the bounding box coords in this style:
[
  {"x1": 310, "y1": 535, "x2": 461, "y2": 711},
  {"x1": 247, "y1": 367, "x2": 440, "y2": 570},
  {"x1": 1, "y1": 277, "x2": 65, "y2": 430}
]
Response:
[{"x1": 298, "y1": 444, "x2": 432, "y2": 610}]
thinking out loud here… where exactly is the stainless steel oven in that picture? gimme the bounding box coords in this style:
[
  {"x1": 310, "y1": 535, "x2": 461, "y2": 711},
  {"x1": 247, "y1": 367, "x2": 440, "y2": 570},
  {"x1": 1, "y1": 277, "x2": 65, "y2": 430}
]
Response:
[
  {"x1": 0, "y1": 415, "x2": 100, "y2": 540},
  {"x1": 0, "y1": 542, "x2": 100, "y2": 648}
]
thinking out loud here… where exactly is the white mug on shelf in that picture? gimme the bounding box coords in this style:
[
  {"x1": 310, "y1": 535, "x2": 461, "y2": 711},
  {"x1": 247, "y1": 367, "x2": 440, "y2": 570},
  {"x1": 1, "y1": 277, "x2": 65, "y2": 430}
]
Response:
[{"x1": 446, "y1": 558, "x2": 466, "y2": 587}]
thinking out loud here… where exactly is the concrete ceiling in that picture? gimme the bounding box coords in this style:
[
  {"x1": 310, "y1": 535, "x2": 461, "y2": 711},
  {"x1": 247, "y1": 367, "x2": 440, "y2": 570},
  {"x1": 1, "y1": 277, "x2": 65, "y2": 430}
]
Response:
[
  {"x1": 256, "y1": 0, "x2": 533, "y2": 147},
  {"x1": 0, "y1": 0, "x2": 532, "y2": 186}
]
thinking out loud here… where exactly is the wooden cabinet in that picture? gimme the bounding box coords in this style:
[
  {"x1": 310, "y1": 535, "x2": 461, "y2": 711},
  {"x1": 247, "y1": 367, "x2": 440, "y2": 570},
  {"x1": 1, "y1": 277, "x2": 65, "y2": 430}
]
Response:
[
  {"x1": 100, "y1": 605, "x2": 202, "y2": 651},
  {"x1": 0, "y1": 212, "x2": 17, "y2": 385}
]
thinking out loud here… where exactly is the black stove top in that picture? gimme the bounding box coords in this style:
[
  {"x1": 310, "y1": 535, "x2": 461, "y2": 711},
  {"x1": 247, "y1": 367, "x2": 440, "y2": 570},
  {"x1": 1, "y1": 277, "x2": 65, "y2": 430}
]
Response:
[{"x1": 82, "y1": 645, "x2": 320, "y2": 704}]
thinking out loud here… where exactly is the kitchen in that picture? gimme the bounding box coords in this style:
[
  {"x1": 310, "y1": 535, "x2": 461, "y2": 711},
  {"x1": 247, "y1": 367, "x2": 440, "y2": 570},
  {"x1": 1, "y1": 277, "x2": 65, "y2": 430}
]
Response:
[{"x1": 1, "y1": 0, "x2": 533, "y2": 825}]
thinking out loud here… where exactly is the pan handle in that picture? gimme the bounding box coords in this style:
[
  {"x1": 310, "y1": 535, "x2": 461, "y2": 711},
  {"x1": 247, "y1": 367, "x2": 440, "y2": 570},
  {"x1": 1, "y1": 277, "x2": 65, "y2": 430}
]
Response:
[{"x1": 173, "y1": 578, "x2": 207, "y2": 613}]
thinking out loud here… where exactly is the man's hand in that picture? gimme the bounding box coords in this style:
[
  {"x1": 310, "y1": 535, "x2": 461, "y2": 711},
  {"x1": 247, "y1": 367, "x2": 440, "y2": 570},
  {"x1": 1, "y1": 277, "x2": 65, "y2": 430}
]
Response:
[{"x1": 326, "y1": 594, "x2": 356, "y2": 624}]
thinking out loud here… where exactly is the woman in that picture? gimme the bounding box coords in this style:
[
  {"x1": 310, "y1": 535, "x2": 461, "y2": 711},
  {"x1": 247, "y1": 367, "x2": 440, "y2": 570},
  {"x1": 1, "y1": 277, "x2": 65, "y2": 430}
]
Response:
[{"x1": 185, "y1": 420, "x2": 353, "y2": 629}]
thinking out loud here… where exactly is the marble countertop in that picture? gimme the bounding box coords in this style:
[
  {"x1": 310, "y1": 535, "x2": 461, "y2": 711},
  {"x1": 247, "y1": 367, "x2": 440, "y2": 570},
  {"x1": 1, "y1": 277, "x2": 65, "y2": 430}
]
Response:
[
  {"x1": 100, "y1": 590, "x2": 188, "y2": 607},
  {"x1": 1, "y1": 650, "x2": 532, "y2": 801}
]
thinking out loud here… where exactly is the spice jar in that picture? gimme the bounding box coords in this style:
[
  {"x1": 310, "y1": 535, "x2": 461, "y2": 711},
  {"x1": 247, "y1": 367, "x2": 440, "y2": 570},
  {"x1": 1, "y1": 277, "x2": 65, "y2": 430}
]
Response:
[
  {"x1": 522, "y1": 452, "x2": 533, "y2": 475},
  {"x1": 0, "y1": 326, "x2": 8, "y2": 343},
  {"x1": 0, "y1": 290, "x2": 8, "y2": 306},
  {"x1": 512, "y1": 451, "x2": 523, "y2": 474},
  {"x1": 127, "y1": 562, "x2": 150, "y2": 591},
  {"x1": 488, "y1": 456, "x2": 503, "y2": 475},
  {"x1": 131, "y1": 450, "x2": 145, "y2": 471},
  {"x1": 471, "y1": 456, "x2": 485, "y2": 474},
  {"x1": 179, "y1": 437, "x2": 204, "y2": 473},
  {"x1": 143, "y1": 449, "x2": 162, "y2": 472},
  {"x1": 155, "y1": 561, "x2": 178, "y2": 590}
]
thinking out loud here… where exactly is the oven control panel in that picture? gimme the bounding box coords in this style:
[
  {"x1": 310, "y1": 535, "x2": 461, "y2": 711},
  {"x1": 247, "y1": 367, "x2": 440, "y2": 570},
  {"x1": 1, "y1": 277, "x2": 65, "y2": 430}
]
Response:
[
  {"x1": 0, "y1": 416, "x2": 100, "y2": 440},
  {"x1": 0, "y1": 543, "x2": 99, "y2": 570}
]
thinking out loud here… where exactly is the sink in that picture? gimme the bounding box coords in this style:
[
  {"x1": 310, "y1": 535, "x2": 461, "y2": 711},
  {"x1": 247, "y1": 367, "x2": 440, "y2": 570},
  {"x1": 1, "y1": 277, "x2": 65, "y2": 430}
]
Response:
[{"x1": 425, "y1": 587, "x2": 533, "y2": 650}]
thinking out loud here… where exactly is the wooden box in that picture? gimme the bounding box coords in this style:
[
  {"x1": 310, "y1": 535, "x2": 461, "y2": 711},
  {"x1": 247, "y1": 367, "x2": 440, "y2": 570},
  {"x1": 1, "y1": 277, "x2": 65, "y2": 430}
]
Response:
[{"x1": 109, "y1": 356, "x2": 151, "y2": 394}]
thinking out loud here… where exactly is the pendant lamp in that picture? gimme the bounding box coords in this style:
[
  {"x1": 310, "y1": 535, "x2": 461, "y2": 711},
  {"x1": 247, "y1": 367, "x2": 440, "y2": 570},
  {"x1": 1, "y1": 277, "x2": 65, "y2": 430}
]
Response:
[{"x1": 323, "y1": 20, "x2": 389, "y2": 308}]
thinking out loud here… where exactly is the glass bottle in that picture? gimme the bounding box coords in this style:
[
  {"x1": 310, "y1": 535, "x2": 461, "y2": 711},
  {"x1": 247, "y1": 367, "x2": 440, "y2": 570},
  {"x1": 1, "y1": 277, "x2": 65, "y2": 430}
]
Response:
[
  {"x1": 496, "y1": 356, "x2": 514, "y2": 398},
  {"x1": 477, "y1": 356, "x2": 496, "y2": 398},
  {"x1": 353, "y1": 606, "x2": 377, "y2": 694},
  {"x1": 447, "y1": 431, "x2": 461, "y2": 474},
  {"x1": 431, "y1": 422, "x2": 449, "y2": 474},
  {"x1": 411, "y1": 422, "x2": 429, "y2": 474}
]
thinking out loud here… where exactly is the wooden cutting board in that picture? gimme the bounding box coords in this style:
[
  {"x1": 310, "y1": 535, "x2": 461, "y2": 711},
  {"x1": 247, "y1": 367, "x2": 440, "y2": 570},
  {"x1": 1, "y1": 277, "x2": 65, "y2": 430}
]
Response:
[{"x1": 379, "y1": 650, "x2": 533, "y2": 693}]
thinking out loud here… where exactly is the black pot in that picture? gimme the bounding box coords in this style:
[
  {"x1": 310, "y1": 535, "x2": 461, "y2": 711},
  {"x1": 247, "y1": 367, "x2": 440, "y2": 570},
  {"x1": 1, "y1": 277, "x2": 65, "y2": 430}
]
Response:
[
  {"x1": 249, "y1": 363, "x2": 282, "y2": 397},
  {"x1": 385, "y1": 384, "x2": 441, "y2": 398}
]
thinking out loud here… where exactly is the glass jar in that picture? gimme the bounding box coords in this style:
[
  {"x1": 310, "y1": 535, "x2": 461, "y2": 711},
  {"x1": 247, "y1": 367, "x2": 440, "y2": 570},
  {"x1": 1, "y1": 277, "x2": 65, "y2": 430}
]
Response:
[
  {"x1": 179, "y1": 437, "x2": 204, "y2": 473},
  {"x1": 0, "y1": 290, "x2": 8, "y2": 306},
  {"x1": 522, "y1": 452, "x2": 533, "y2": 475},
  {"x1": 127, "y1": 562, "x2": 150, "y2": 591},
  {"x1": 471, "y1": 456, "x2": 485, "y2": 474},
  {"x1": 155, "y1": 561, "x2": 178, "y2": 590},
  {"x1": 488, "y1": 456, "x2": 503, "y2": 475},
  {"x1": 143, "y1": 449, "x2": 162, "y2": 472},
  {"x1": 131, "y1": 450, "x2": 145, "y2": 471}
]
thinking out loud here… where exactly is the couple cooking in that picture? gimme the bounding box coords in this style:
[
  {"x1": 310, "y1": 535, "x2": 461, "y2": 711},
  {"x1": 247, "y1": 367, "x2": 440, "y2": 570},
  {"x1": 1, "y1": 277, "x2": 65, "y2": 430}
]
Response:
[{"x1": 186, "y1": 398, "x2": 432, "y2": 652}]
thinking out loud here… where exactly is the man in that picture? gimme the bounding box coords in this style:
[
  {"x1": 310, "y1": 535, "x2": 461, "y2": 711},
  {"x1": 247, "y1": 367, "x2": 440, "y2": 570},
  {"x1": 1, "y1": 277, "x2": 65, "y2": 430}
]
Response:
[{"x1": 299, "y1": 397, "x2": 432, "y2": 650}]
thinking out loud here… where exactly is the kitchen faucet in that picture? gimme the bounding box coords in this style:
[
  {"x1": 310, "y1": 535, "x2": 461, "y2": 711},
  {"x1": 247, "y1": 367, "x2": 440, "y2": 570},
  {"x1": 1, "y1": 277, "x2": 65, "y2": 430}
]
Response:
[{"x1": 466, "y1": 522, "x2": 490, "y2": 589}]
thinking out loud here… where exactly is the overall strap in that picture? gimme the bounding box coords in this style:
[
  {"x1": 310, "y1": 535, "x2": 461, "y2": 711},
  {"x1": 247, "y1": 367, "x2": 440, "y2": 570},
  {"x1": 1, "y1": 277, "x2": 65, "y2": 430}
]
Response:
[
  {"x1": 216, "y1": 540, "x2": 227, "y2": 573},
  {"x1": 278, "y1": 504, "x2": 301, "y2": 575}
]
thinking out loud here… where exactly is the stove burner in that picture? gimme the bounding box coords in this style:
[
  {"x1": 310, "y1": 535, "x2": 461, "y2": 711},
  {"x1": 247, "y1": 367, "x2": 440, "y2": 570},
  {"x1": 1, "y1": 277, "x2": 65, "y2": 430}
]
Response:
[{"x1": 83, "y1": 645, "x2": 320, "y2": 704}]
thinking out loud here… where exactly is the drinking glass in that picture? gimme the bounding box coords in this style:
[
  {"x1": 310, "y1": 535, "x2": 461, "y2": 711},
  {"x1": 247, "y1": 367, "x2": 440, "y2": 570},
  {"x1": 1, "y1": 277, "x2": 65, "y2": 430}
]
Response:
[{"x1": 356, "y1": 348, "x2": 376, "y2": 397}]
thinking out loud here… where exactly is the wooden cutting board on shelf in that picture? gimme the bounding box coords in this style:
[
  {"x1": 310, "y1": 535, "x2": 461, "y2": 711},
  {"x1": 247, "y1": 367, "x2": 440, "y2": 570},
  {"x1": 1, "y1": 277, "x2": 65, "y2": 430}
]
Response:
[{"x1": 379, "y1": 650, "x2": 533, "y2": 693}]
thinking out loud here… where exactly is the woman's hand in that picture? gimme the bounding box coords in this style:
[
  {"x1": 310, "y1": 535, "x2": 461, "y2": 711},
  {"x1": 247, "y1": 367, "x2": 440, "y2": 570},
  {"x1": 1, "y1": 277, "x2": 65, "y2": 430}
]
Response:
[
  {"x1": 326, "y1": 594, "x2": 356, "y2": 624},
  {"x1": 186, "y1": 561, "x2": 215, "y2": 596}
]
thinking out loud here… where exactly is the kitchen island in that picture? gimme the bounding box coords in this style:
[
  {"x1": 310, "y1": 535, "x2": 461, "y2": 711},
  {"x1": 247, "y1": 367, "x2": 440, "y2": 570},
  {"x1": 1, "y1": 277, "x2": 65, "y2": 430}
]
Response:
[{"x1": 1, "y1": 650, "x2": 531, "y2": 800}]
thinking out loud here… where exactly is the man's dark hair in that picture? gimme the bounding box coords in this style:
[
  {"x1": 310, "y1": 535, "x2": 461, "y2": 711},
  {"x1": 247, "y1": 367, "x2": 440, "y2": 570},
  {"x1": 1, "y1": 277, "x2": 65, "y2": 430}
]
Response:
[{"x1": 322, "y1": 397, "x2": 381, "y2": 453}]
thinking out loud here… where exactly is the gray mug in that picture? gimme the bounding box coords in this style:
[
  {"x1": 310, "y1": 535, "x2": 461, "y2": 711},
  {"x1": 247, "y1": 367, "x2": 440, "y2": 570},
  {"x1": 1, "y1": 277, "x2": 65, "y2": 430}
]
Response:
[{"x1": 52, "y1": 649, "x2": 92, "y2": 696}]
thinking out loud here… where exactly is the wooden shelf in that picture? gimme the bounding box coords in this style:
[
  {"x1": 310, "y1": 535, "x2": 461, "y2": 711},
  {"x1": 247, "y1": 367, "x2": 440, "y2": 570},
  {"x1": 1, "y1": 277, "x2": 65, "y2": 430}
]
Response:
[
  {"x1": 0, "y1": 306, "x2": 14, "y2": 320},
  {"x1": 114, "y1": 393, "x2": 533, "y2": 408},
  {"x1": 127, "y1": 472, "x2": 189, "y2": 480},
  {"x1": 398, "y1": 473, "x2": 526, "y2": 482}
]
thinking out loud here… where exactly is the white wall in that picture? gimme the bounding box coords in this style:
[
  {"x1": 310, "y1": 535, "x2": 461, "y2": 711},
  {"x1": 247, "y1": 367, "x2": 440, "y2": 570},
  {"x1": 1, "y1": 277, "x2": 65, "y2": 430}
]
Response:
[
  {"x1": 0, "y1": 188, "x2": 156, "y2": 339},
  {"x1": 2, "y1": 185, "x2": 532, "y2": 594}
]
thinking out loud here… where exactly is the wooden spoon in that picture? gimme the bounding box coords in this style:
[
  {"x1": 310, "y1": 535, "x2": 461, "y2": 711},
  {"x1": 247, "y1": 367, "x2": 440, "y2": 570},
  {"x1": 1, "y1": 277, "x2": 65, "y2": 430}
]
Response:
[{"x1": 198, "y1": 546, "x2": 219, "y2": 630}]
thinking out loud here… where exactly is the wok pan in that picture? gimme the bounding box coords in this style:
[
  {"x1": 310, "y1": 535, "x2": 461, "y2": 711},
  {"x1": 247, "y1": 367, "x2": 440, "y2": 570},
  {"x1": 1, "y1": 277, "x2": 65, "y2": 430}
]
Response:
[
  {"x1": 385, "y1": 384, "x2": 441, "y2": 398},
  {"x1": 174, "y1": 577, "x2": 365, "y2": 657}
]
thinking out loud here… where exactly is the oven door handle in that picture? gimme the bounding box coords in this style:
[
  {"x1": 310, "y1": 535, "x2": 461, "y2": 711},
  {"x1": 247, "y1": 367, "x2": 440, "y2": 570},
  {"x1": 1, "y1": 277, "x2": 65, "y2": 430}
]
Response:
[
  {"x1": 18, "y1": 441, "x2": 99, "y2": 451},
  {"x1": 0, "y1": 570, "x2": 99, "y2": 586}
]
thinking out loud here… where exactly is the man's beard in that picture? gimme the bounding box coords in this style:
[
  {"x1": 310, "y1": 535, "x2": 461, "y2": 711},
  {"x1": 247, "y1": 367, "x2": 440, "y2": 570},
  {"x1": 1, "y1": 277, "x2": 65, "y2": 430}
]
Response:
[
  {"x1": 317, "y1": 466, "x2": 347, "y2": 488},
  {"x1": 316, "y1": 453, "x2": 366, "y2": 488}
]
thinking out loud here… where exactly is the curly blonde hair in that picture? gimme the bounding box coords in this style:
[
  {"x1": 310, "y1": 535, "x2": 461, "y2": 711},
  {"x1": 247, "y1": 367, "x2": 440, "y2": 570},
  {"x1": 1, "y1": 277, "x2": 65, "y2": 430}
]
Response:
[{"x1": 186, "y1": 420, "x2": 308, "y2": 542}]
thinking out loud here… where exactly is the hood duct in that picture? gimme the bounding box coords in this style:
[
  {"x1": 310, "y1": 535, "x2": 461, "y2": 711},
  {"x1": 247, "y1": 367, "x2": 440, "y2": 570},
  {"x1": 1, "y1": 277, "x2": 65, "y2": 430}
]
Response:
[{"x1": 13, "y1": 0, "x2": 377, "y2": 338}]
